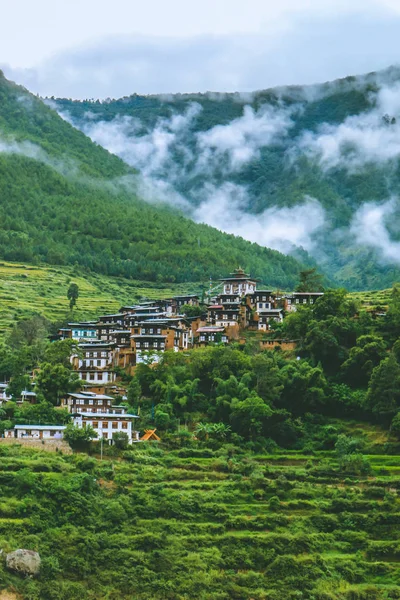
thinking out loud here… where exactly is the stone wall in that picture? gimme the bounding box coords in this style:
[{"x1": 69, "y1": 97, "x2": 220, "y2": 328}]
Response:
[{"x1": 0, "y1": 438, "x2": 72, "y2": 454}]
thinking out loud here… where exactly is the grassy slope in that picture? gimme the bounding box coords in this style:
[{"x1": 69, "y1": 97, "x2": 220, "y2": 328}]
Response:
[
  {"x1": 0, "y1": 72, "x2": 305, "y2": 287},
  {"x1": 0, "y1": 425, "x2": 398, "y2": 599},
  {"x1": 0, "y1": 261, "x2": 198, "y2": 334}
]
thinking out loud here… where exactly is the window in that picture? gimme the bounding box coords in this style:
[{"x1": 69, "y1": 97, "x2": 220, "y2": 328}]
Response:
[
  {"x1": 97, "y1": 360, "x2": 101, "y2": 366},
  {"x1": 310, "y1": 299, "x2": 314, "y2": 304},
  {"x1": 89, "y1": 399, "x2": 93, "y2": 405},
  {"x1": 97, "y1": 400, "x2": 103, "y2": 406},
  {"x1": 93, "y1": 421, "x2": 98, "y2": 428},
  {"x1": 144, "y1": 342, "x2": 149, "y2": 348},
  {"x1": 149, "y1": 328, "x2": 153, "y2": 334},
  {"x1": 296, "y1": 298, "x2": 299, "y2": 304},
  {"x1": 303, "y1": 299, "x2": 307, "y2": 304},
  {"x1": 97, "y1": 373, "x2": 103, "y2": 381},
  {"x1": 136, "y1": 342, "x2": 141, "y2": 348},
  {"x1": 287, "y1": 299, "x2": 292, "y2": 304},
  {"x1": 122, "y1": 422, "x2": 128, "y2": 429},
  {"x1": 157, "y1": 328, "x2": 161, "y2": 334},
  {"x1": 262, "y1": 296, "x2": 266, "y2": 301},
  {"x1": 112, "y1": 422, "x2": 118, "y2": 429},
  {"x1": 90, "y1": 373, "x2": 95, "y2": 380},
  {"x1": 200, "y1": 336, "x2": 205, "y2": 341}
]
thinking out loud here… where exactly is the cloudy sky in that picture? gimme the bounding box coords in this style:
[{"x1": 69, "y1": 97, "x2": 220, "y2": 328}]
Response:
[{"x1": 2, "y1": 0, "x2": 400, "y2": 98}]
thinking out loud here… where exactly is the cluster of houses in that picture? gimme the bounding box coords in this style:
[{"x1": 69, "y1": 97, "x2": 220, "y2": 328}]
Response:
[{"x1": 1, "y1": 269, "x2": 323, "y2": 445}]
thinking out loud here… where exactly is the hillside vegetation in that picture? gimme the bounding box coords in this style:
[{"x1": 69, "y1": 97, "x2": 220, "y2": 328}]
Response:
[
  {"x1": 0, "y1": 438, "x2": 398, "y2": 600},
  {"x1": 0, "y1": 71, "x2": 304, "y2": 287},
  {"x1": 0, "y1": 261, "x2": 199, "y2": 335},
  {"x1": 56, "y1": 66, "x2": 400, "y2": 290}
]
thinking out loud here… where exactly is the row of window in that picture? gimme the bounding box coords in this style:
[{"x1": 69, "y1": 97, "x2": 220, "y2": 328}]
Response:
[
  {"x1": 80, "y1": 372, "x2": 109, "y2": 381},
  {"x1": 69, "y1": 399, "x2": 111, "y2": 406},
  {"x1": 136, "y1": 342, "x2": 165, "y2": 349},
  {"x1": 86, "y1": 421, "x2": 128, "y2": 429},
  {"x1": 85, "y1": 351, "x2": 108, "y2": 358},
  {"x1": 287, "y1": 298, "x2": 314, "y2": 305}
]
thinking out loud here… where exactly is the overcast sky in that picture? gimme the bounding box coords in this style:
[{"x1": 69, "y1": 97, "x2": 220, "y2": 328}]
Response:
[{"x1": 2, "y1": 0, "x2": 400, "y2": 99}]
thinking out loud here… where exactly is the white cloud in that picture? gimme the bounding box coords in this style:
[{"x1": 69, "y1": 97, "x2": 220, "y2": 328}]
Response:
[
  {"x1": 350, "y1": 198, "x2": 400, "y2": 263},
  {"x1": 196, "y1": 105, "x2": 294, "y2": 171},
  {"x1": 295, "y1": 82, "x2": 400, "y2": 171},
  {"x1": 3, "y1": 5, "x2": 400, "y2": 99},
  {"x1": 193, "y1": 185, "x2": 325, "y2": 253}
]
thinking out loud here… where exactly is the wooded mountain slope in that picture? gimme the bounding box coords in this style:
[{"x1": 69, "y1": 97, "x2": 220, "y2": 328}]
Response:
[
  {"x1": 0, "y1": 72, "x2": 303, "y2": 287},
  {"x1": 55, "y1": 66, "x2": 400, "y2": 290}
]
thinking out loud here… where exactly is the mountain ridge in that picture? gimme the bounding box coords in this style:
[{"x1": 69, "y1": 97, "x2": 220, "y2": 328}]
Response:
[{"x1": 53, "y1": 65, "x2": 400, "y2": 290}]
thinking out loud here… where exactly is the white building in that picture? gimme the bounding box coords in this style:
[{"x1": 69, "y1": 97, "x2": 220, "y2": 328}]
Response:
[{"x1": 10, "y1": 425, "x2": 66, "y2": 439}]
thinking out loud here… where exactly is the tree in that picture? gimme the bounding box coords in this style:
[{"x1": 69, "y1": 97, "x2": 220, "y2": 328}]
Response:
[
  {"x1": 44, "y1": 339, "x2": 79, "y2": 368},
  {"x1": 296, "y1": 268, "x2": 324, "y2": 292},
  {"x1": 113, "y1": 431, "x2": 129, "y2": 450},
  {"x1": 127, "y1": 377, "x2": 142, "y2": 406},
  {"x1": 67, "y1": 283, "x2": 79, "y2": 310},
  {"x1": 36, "y1": 363, "x2": 81, "y2": 405},
  {"x1": 64, "y1": 423, "x2": 97, "y2": 450},
  {"x1": 340, "y1": 335, "x2": 387, "y2": 388},
  {"x1": 391, "y1": 412, "x2": 400, "y2": 439},
  {"x1": 230, "y1": 392, "x2": 274, "y2": 439},
  {"x1": 180, "y1": 304, "x2": 205, "y2": 318},
  {"x1": 365, "y1": 354, "x2": 400, "y2": 421}
]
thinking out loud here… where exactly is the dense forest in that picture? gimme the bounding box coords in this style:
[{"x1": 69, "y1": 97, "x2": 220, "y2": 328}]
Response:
[
  {"x1": 56, "y1": 65, "x2": 400, "y2": 290},
  {"x1": 0, "y1": 289, "x2": 399, "y2": 597},
  {"x1": 0, "y1": 71, "x2": 304, "y2": 287}
]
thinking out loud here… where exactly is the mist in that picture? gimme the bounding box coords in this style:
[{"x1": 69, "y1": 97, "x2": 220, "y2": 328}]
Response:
[{"x1": 50, "y1": 72, "x2": 400, "y2": 269}]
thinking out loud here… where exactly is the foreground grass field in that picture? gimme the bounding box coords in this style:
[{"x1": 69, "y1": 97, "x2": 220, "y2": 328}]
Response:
[
  {"x1": 0, "y1": 262, "x2": 200, "y2": 334},
  {"x1": 0, "y1": 425, "x2": 399, "y2": 600}
]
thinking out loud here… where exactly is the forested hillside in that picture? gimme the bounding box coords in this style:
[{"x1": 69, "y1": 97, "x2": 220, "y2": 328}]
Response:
[
  {"x1": 0, "y1": 71, "x2": 304, "y2": 287},
  {"x1": 55, "y1": 66, "x2": 400, "y2": 290}
]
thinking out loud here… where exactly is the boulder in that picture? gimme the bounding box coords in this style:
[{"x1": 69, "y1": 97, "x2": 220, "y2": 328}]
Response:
[{"x1": 6, "y1": 549, "x2": 41, "y2": 576}]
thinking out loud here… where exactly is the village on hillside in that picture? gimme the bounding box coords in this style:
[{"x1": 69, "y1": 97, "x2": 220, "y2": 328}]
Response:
[{"x1": 0, "y1": 268, "x2": 323, "y2": 445}]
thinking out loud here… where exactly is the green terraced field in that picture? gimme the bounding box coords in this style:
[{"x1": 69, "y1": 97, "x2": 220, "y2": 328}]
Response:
[
  {"x1": 0, "y1": 435, "x2": 398, "y2": 599},
  {"x1": 0, "y1": 261, "x2": 200, "y2": 335},
  {"x1": 350, "y1": 289, "x2": 392, "y2": 312}
]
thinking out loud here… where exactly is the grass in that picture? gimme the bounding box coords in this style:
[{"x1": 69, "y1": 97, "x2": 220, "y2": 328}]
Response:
[
  {"x1": 350, "y1": 288, "x2": 392, "y2": 312},
  {"x1": 0, "y1": 422, "x2": 398, "y2": 599},
  {"x1": 0, "y1": 261, "x2": 201, "y2": 335}
]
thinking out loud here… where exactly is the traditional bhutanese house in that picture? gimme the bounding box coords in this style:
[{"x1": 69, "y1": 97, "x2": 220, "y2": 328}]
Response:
[
  {"x1": 207, "y1": 303, "x2": 240, "y2": 331},
  {"x1": 219, "y1": 268, "x2": 259, "y2": 297},
  {"x1": 257, "y1": 309, "x2": 284, "y2": 331},
  {"x1": 0, "y1": 383, "x2": 11, "y2": 403},
  {"x1": 63, "y1": 392, "x2": 140, "y2": 444},
  {"x1": 94, "y1": 322, "x2": 123, "y2": 342},
  {"x1": 131, "y1": 333, "x2": 167, "y2": 365},
  {"x1": 58, "y1": 322, "x2": 98, "y2": 341},
  {"x1": 284, "y1": 292, "x2": 324, "y2": 312},
  {"x1": 247, "y1": 290, "x2": 276, "y2": 311},
  {"x1": 124, "y1": 311, "x2": 167, "y2": 330},
  {"x1": 73, "y1": 342, "x2": 116, "y2": 386},
  {"x1": 195, "y1": 326, "x2": 229, "y2": 347},
  {"x1": 170, "y1": 295, "x2": 200, "y2": 315},
  {"x1": 120, "y1": 301, "x2": 163, "y2": 315},
  {"x1": 17, "y1": 391, "x2": 37, "y2": 405},
  {"x1": 11, "y1": 425, "x2": 66, "y2": 440},
  {"x1": 62, "y1": 391, "x2": 113, "y2": 412},
  {"x1": 110, "y1": 330, "x2": 136, "y2": 372},
  {"x1": 98, "y1": 313, "x2": 126, "y2": 327}
]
